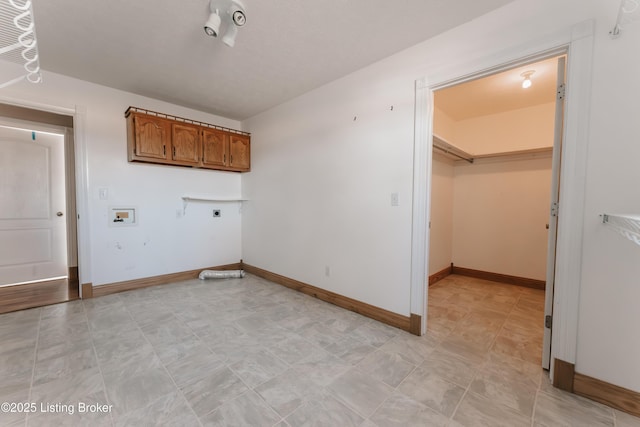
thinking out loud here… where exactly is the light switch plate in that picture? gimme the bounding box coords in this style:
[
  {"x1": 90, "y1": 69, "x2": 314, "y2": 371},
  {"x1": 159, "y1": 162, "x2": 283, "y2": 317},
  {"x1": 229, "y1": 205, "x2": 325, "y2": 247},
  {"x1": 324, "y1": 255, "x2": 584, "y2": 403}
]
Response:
[{"x1": 98, "y1": 188, "x2": 108, "y2": 200}]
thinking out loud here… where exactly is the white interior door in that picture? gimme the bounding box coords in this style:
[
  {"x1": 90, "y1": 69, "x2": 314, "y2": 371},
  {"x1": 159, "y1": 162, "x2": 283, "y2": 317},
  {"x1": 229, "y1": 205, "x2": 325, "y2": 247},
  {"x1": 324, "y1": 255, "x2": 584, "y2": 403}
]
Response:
[
  {"x1": 0, "y1": 125, "x2": 68, "y2": 286},
  {"x1": 542, "y1": 56, "x2": 566, "y2": 369}
]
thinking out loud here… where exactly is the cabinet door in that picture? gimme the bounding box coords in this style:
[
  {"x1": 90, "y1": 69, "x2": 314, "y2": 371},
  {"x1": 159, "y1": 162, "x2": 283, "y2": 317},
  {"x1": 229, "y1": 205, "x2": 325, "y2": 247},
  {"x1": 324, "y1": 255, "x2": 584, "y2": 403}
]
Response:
[
  {"x1": 172, "y1": 123, "x2": 200, "y2": 165},
  {"x1": 133, "y1": 114, "x2": 169, "y2": 160},
  {"x1": 202, "y1": 129, "x2": 228, "y2": 168},
  {"x1": 229, "y1": 134, "x2": 250, "y2": 171}
]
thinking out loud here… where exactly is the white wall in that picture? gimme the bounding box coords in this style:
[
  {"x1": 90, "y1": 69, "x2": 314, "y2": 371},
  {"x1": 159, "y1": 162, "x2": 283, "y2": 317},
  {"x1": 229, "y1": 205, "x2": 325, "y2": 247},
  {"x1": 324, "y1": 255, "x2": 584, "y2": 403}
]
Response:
[
  {"x1": 575, "y1": 4, "x2": 640, "y2": 392},
  {"x1": 242, "y1": 0, "x2": 640, "y2": 392},
  {"x1": 241, "y1": 75, "x2": 415, "y2": 315},
  {"x1": 0, "y1": 64, "x2": 243, "y2": 286},
  {"x1": 429, "y1": 154, "x2": 454, "y2": 275},
  {"x1": 452, "y1": 156, "x2": 552, "y2": 280}
]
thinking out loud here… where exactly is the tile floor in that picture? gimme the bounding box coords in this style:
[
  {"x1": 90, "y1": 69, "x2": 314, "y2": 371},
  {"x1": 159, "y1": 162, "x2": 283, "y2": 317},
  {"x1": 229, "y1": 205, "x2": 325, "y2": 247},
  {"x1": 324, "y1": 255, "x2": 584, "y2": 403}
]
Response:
[{"x1": 0, "y1": 273, "x2": 638, "y2": 426}]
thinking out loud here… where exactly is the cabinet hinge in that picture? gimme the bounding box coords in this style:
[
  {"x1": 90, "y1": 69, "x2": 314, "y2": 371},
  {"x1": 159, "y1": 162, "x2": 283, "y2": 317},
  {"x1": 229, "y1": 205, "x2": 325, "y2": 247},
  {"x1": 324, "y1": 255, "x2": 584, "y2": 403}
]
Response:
[
  {"x1": 545, "y1": 315, "x2": 552, "y2": 329},
  {"x1": 550, "y1": 202, "x2": 559, "y2": 217}
]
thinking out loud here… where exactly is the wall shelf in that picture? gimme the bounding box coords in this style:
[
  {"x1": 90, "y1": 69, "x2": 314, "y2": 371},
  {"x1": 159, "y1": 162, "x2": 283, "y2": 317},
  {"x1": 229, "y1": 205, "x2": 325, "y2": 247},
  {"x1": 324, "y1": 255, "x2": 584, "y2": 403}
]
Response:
[
  {"x1": 601, "y1": 214, "x2": 640, "y2": 246},
  {"x1": 181, "y1": 196, "x2": 248, "y2": 213}
]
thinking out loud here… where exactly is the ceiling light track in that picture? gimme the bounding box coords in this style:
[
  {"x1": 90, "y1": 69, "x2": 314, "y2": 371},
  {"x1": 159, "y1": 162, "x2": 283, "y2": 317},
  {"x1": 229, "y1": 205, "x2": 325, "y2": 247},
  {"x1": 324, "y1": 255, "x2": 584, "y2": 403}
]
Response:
[
  {"x1": 0, "y1": 0, "x2": 42, "y2": 89},
  {"x1": 204, "y1": 0, "x2": 246, "y2": 47}
]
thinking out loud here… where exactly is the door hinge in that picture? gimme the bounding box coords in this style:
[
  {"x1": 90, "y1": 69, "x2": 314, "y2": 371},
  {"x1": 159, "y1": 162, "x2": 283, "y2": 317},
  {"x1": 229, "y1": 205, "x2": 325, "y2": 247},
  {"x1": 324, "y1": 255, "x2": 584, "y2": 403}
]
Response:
[
  {"x1": 545, "y1": 315, "x2": 552, "y2": 329},
  {"x1": 557, "y1": 83, "x2": 566, "y2": 101},
  {"x1": 550, "y1": 202, "x2": 559, "y2": 217}
]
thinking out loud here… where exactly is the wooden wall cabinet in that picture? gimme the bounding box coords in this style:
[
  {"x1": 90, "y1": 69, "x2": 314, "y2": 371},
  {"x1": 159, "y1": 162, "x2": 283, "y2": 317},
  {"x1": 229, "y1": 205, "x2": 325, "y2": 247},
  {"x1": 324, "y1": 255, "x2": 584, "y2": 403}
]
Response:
[
  {"x1": 129, "y1": 114, "x2": 170, "y2": 162},
  {"x1": 229, "y1": 134, "x2": 250, "y2": 171},
  {"x1": 125, "y1": 107, "x2": 250, "y2": 172}
]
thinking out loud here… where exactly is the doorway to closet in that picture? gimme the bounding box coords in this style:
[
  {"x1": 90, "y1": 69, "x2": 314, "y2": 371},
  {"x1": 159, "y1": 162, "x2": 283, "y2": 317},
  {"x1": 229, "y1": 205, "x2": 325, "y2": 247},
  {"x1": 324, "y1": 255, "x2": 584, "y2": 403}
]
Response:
[
  {"x1": 426, "y1": 55, "x2": 565, "y2": 370},
  {"x1": 0, "y1": 104, "x2": 78, "y2": 313}
]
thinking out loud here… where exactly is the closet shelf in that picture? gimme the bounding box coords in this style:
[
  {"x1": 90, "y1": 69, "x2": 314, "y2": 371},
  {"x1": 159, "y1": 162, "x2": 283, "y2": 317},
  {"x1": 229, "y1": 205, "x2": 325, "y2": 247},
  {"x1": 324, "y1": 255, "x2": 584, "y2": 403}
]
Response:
[
  {"x1": 433, "y1": 134, "x2": 553, "y2": 164},
  {"x1": 433, "y1": 134, "x2": 474, "y2": 163},
  {"x1": 601, "y1": 214, "x2": 640, "y2": 247},
  {"x1": 472, "y1": 147, "x2": 553, "y2": 160}
]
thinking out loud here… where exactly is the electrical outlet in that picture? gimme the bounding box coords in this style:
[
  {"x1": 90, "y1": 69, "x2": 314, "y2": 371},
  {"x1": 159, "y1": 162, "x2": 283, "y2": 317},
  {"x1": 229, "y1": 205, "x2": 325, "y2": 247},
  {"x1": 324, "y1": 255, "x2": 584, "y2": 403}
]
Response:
[
  {"x1": 391, "y1": 192, "x2": 399, "y2": 206},
  {"x1": 213, "y1": 209, "x2": 221, "y2": 218}
]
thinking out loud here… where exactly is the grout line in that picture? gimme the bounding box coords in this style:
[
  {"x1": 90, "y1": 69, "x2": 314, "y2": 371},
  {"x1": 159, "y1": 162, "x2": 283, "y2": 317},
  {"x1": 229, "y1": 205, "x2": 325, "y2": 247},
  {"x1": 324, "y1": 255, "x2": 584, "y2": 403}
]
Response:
[
  {"x1": 531, "y1": 387, "x2": 540, "y2": 427},
  {"x1": 436, "y1": 279, "x2": 544, "y2": 425},
  {"x1": 122, "y1": 296, "x2": 205, "y2": 427},
  {"x1": 177, "y1": 303, "x2": 283, "y2": 417},
  {"x1": 81, "y1": 299, "x2": 116, "y2": 427},
  {"x1": 25, "y1": 308, "x2": 43, "y2": 427}
]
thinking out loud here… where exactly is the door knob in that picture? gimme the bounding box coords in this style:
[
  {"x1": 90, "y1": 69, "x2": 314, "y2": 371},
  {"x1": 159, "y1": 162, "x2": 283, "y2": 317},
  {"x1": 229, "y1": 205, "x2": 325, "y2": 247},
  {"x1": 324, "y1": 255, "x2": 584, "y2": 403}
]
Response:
[{"x1": 57, "y1": 212, "x2": 64, "y2": 217}]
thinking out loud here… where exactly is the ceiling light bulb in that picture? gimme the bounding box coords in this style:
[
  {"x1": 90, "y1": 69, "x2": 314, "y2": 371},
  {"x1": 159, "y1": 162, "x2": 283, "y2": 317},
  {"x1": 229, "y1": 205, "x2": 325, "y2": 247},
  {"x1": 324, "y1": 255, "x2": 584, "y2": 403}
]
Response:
[
  {"x1": 204, "y1": 10, "x2": 221, "y2": 37},
  {"x1": 520, "y1": 70, "x2": 535, "y2": 89}
]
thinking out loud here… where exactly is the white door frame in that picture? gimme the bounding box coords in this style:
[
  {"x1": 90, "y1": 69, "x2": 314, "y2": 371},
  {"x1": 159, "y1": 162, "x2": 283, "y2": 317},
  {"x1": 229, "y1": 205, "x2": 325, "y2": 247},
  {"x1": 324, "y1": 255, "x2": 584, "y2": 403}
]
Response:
[
  {"x1": 0, "y1": 97, "x2": 92, "y2": 297},
  {"x1": 410, "y1": 21, "x2": 594, "y2": 380}
]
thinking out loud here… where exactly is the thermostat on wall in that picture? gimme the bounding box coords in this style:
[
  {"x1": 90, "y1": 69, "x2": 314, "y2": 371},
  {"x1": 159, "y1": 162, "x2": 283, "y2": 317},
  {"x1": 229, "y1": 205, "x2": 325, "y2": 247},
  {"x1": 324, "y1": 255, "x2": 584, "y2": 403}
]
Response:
[{"x1": 109, "y1": 207, "x2": 137, "y2": 226}]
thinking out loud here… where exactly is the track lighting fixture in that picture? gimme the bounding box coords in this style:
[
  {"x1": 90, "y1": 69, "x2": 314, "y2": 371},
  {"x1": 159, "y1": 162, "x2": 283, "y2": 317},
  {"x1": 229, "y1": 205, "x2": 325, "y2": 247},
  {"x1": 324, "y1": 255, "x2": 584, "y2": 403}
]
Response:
[
  {"x1": 521, "y1": 70, "x2": 535, "y2": 89},
  {"x1": 204, "y1": 0, "x2": 246, "y2": 47}
]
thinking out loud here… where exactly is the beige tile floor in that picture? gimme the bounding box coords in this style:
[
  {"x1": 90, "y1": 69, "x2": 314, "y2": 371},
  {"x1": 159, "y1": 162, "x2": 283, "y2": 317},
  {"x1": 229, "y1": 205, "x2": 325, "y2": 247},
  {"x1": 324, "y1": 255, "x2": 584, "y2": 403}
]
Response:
[{"x1": 0, "y1": 273, "x2": 638, "y2": 426}]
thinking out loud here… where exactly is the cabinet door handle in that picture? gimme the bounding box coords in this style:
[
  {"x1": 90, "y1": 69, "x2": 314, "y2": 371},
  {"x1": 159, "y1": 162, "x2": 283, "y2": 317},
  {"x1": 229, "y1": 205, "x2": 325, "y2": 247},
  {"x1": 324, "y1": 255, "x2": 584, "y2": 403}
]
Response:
[
  {"x1": 230, "y1": 155, "x2": 233, "y2": 164},
  {"x1": 223, "y1": 154, "x2": 226, "y2": 163},
  {"x1": 163, "y1": 145, "x2": 166, "y2": 156},
  {"x1": 173, "y1": 147, "x2": 176, "y2": 158}
]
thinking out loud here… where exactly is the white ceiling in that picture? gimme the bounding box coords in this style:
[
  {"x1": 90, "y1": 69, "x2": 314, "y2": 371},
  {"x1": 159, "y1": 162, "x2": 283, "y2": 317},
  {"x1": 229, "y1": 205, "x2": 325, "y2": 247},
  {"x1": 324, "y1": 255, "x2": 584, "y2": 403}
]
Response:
[
  {"x1": 435, "y1": 56, "x2": 562, "y2": 122},
  {"x1": 30, "y1": 0, "x2": 516, "y2": 120}
]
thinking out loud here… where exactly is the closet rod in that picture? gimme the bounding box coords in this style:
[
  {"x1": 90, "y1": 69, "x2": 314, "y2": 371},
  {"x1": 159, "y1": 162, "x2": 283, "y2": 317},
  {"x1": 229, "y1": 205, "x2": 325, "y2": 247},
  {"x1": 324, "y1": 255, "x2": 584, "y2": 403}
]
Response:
[{"x1": 433, "y1": 143, "x2": 474, "y2": 163}]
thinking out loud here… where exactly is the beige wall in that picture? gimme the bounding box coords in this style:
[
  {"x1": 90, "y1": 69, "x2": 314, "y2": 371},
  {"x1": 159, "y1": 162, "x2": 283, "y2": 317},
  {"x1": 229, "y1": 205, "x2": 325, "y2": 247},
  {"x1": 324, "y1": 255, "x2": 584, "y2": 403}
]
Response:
[
  {"x1": 428, "y1": 154, "x2": 454, "y2": 275},
  {"x1": 433, "y1": 107, "x2": 456, "y2": 142},
  {"x1": 452, "y1": 156, "x2": 552, "y2": 280},
  {"x1": 453, "y1": 102, "x2": 555, "y2": 155},
  {"x1": 430, "y1": 101, "x2": 554, "y2": 281}
]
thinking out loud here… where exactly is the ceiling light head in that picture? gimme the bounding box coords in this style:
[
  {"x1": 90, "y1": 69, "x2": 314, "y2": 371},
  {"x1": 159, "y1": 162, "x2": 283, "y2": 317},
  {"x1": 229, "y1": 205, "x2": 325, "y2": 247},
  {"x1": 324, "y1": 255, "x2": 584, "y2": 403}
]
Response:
[
  {"x1": 204, "y1": 10, "x2": 221, "y2": 37},
  {"x1": 521, "y1": 70, "x2": 535, "y2": 89},
  {"x1": 230, "y1": 1, "x2": 246, "y2": 26}
]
